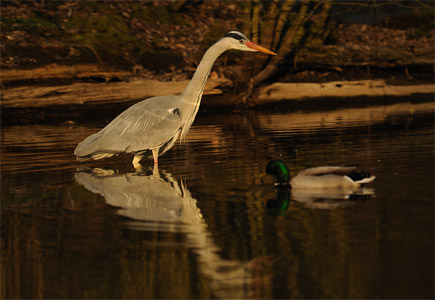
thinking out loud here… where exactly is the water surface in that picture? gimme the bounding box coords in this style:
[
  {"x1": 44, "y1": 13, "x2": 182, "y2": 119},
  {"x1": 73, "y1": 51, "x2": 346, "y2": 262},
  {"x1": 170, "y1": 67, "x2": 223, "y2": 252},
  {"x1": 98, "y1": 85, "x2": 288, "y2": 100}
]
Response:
[{"x1": 1, "y1": 101, "x2": 434, "y2": 299}]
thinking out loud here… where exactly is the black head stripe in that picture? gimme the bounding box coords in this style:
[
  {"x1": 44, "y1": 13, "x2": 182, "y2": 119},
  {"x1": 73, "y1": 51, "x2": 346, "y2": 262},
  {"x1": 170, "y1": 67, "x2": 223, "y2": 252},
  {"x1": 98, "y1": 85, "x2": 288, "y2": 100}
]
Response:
[{"x1": 223, "y1": 32, "x2": 245, "y2": 40}]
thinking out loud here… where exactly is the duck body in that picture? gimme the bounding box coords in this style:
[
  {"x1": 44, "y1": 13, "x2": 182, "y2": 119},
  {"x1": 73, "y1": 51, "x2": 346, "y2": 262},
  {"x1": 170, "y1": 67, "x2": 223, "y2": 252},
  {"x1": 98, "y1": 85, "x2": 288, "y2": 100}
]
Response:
[
  {"x1": 266, "y1": 160, "x2": 375, "y2": 189},
  {"x1": 290, "y1": 166, "x2": 375, "y2": 188}
]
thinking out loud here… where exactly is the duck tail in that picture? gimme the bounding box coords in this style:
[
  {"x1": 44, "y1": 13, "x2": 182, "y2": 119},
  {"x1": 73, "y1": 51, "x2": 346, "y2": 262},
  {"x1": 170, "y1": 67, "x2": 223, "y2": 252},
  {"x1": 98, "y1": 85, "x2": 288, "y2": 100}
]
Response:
[
  {"x1": 347, "y1": 170, "x2": 376, "y2": 184},
  {"x1": 355, "y1": 176, "x2": 376, "y2": 184}
]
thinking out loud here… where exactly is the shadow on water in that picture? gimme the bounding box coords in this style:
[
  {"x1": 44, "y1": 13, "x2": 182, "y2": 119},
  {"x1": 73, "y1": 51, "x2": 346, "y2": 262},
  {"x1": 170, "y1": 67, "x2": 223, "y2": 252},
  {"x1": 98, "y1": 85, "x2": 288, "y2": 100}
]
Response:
[{"x1": 1, "y1": 100, "x2": 434, "y2": 299}]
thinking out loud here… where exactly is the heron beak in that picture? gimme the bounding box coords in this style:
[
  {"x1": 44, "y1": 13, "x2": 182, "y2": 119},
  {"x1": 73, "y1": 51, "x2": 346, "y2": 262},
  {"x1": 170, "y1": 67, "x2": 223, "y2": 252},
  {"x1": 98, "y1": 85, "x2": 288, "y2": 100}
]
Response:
[{"x1": 245, "y1": 41, "x2": 277, "y2": 55}]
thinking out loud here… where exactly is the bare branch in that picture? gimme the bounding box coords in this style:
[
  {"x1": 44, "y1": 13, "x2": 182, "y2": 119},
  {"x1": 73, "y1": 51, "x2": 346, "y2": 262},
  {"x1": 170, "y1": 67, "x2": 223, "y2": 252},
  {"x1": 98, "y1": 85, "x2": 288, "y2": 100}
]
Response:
[
  {"x1": 272, "y1": 0, "x2": 295, "y2": 50},
  {"x1": 251, "y1": 0, "x2": 261, "y2": 43},
  {"x1": 252, "y1": 0, "x2": 310, "y2": 87}
]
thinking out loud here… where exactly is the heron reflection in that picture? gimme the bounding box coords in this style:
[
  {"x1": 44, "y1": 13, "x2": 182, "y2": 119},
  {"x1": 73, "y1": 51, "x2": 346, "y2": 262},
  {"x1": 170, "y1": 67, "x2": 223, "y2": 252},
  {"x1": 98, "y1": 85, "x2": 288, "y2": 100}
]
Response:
[{"x1": 75, "y1": 167, "x2": 263, "y2": 298}]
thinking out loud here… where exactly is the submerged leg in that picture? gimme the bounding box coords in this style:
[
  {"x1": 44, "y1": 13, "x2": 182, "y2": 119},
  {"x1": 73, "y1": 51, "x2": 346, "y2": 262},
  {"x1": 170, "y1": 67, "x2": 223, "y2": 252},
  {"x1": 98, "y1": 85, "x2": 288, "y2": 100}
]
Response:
[
  {"x1": 132, "y1": 154, "x2": 143, "y2": 169},
  {"x1": 152, "y1": 163, "x2": 160, "y2": 177}
]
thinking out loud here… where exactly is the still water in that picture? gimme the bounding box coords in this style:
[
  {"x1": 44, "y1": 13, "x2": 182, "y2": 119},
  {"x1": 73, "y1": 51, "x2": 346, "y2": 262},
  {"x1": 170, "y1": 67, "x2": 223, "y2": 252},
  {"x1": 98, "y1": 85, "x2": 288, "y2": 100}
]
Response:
[{"x1": 1, "y1": 100, "x2": 434, "y2": 299}]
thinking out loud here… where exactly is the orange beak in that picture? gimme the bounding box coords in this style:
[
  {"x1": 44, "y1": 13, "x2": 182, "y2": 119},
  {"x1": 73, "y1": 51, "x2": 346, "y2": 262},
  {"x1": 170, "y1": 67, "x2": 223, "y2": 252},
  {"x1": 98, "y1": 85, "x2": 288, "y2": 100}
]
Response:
[{"x1": 245, "y1": 41, "x2": 277, "y2": 55}]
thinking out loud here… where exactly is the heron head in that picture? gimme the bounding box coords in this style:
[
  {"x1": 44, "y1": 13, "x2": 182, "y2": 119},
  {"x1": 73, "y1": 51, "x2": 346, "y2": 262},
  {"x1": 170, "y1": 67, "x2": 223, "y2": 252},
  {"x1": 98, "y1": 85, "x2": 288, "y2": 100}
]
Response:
[{"x1": 221, "y1": 31, "x2": 276, "y2": 55}]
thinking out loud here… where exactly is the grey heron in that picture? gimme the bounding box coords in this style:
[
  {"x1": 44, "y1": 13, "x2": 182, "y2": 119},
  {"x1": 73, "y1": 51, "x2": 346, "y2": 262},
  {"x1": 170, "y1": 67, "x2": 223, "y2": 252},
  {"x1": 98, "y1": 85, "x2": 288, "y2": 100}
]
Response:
[
  {"x1": 74, "y1": 31, "x2": 276, "y2": 168},
  {"x1": 266, "y1": 160, "x2": 376, "y2": 188}
]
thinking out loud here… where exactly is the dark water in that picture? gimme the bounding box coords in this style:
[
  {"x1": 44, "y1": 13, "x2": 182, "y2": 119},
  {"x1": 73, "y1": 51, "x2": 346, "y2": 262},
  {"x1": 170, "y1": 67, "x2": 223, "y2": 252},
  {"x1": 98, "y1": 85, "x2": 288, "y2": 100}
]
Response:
[{"x1": 1, "y1": 101, "x2": 434, "y2": 299}]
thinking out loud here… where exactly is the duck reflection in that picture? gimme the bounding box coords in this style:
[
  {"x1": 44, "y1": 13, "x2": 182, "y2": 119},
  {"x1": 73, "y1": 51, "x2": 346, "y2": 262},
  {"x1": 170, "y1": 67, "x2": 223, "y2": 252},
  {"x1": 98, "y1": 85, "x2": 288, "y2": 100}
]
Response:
[
  {"x1": 75, "y1": 167, "x2": 265, "y2": 298},
  {"x1": 290, "y1": 187, "x2": 374, "y2": 209},
  {"x1": 265, "y1": 187, "x2": 291, "y2": 215},
  {"x1": 265, "y1": 185, "x2": 374, "y2": 212}
]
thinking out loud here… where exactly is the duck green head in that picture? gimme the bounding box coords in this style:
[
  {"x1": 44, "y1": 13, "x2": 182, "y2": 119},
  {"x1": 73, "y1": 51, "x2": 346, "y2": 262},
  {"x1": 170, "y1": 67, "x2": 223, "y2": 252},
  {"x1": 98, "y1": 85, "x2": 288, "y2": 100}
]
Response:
[{"x1": 266, "y1": 160, "x2": 290, "y2": 186}]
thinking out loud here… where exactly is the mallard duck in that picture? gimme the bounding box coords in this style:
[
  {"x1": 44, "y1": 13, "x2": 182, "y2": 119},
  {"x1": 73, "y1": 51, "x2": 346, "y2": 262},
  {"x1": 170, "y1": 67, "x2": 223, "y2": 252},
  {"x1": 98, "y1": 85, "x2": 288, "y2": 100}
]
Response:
[{"x1": 266, "y1": 159, "x2": 375, "y2": 189}]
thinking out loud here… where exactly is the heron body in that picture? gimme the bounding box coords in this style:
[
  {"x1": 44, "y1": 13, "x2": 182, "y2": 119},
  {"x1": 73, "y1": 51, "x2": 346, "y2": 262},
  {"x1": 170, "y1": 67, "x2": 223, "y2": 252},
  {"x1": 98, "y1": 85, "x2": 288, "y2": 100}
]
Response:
[
  {"x1": 75, "y1": 31, "x2": 276, "y2": 167},
  {"x1": 75, "y1": 95, "x2": 182, "y2": 164},
  {"x1": 266, "y1": 160, "x2": 376, "y2": 189}
]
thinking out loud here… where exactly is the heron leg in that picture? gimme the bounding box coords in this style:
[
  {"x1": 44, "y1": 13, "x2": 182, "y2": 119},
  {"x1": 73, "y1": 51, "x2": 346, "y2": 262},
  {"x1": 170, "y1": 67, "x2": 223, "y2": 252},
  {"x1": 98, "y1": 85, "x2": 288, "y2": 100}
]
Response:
[
  {"x1": 132, "y1": 155, "x2": 143, "y2": 169},
  {"x1": 152, "y1": 148, "x2": 159, "y2": 165},
  {"x1": 152, "y1": 163, "x2": 160, "y2": 177}
]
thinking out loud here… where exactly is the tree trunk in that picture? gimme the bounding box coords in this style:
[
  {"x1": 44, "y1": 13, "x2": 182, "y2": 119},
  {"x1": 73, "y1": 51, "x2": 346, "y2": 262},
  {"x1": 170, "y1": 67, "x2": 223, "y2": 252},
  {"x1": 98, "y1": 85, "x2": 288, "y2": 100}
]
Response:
[{"x1": 251, "y1": 0, "x2": 309, "y2": 87}]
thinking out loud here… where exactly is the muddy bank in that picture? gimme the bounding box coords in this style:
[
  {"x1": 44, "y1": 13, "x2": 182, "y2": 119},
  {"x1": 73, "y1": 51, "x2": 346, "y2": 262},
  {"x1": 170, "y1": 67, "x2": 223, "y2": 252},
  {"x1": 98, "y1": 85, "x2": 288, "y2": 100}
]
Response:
[{"x1": 1, "y1": 67, "x2": 232, "y2": 108}]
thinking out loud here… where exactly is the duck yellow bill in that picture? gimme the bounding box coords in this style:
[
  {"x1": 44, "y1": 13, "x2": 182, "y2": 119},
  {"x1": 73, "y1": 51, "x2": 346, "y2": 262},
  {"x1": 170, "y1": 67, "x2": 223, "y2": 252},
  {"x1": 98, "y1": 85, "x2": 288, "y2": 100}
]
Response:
[{"x1": 245, "y1": 41, "x2": 277, "y2": 55}]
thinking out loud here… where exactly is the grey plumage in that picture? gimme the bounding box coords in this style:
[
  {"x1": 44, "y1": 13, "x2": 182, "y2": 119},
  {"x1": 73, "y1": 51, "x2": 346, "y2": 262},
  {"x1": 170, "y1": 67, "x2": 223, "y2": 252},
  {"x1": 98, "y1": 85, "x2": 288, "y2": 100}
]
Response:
[{"x1": 75, "y1": 95, "x2": 181, "y2": 160}]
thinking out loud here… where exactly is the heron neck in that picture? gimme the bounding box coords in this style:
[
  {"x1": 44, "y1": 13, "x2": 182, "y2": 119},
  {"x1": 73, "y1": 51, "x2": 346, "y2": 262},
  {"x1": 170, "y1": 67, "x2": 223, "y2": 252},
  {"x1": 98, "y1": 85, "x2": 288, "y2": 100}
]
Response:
[
  {"x1": 178, "y1": 41, "x2": 227, "y2": 139},
  {"x1": 181, "y1": 41, "x2": 226, "y2": 103}
]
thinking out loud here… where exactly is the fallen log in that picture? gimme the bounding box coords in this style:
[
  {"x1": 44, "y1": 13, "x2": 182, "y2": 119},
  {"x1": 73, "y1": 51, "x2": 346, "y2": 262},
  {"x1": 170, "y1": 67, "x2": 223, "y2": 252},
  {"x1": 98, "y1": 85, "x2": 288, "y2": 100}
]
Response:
[
  {"x1": 0, "y1": 64, "x2": 131, "y2": 85},
  {"x1": 256, "y1": 80, "x2": 435, "y2": 104},
  {"x1": 1, "y1": 75, "x2": 232, "y2": 108}
]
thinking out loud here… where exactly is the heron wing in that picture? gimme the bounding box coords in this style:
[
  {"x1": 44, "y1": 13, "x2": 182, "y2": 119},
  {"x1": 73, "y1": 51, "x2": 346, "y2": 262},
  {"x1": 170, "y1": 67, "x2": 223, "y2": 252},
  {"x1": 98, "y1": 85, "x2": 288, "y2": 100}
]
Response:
[
  {"x1": 298, "y1": 166, "x2": 356, "y2": 176},
  {"x1": 97, "y1": 95, "x2": 183, "y2": 153}
]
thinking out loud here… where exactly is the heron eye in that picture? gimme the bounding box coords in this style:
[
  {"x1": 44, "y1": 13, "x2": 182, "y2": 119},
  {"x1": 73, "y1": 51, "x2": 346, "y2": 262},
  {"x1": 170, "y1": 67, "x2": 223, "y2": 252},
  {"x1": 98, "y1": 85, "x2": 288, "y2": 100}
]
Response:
[{"x1": 239, "y1": 39, "x2": 245, "y2": 44}]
